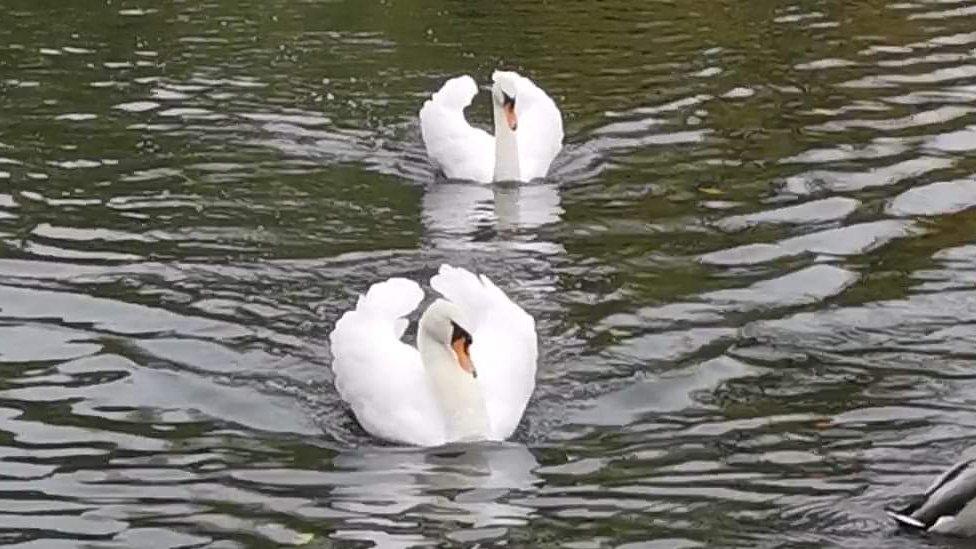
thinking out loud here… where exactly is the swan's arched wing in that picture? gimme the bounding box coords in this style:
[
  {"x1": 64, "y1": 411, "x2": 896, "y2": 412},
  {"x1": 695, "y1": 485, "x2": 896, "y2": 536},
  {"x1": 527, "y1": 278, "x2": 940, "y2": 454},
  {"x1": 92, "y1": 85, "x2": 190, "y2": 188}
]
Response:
[
  {"x1": 430, "y1": 265, "x2": 538, "y2": 440},
  {"x1": 512, "y1": 73, "x2": 564, "y2": 180},
  {"x1": 329, "y1": 278, "x2": 446, "y2": 446},
  {"x1": 419, "y1": 75, "x2": 495, "y2": 183}
]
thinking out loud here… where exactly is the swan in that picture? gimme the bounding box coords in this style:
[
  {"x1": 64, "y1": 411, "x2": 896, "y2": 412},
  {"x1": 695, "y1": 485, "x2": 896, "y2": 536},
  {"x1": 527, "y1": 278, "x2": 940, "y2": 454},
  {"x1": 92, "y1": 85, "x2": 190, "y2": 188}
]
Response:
[
  {"x1": 887, "y1": 458, "x2": 976, "y2": 536},
  {"x1": 328, "y1": 264, "x2": 538, "y2": 446},
  {"x1": 419, "y1": 71, "x2": 563, "y2": 183}
]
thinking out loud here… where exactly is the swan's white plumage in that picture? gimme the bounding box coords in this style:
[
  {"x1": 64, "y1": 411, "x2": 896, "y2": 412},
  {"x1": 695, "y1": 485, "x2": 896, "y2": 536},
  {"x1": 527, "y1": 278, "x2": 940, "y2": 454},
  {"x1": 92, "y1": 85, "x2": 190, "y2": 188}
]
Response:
[
  {"x1": 498, "y1": 71, "x2": 564, "y2": 182},
  {"x1": 329, "y1": 278, "x2": 446, "y2": 446},
  {"x1": 419, "y1": 75, "x2": 494, "y2": 183},
  {"x1": 419, "y1": 71, "x2": 563, "y2": 183},
  {"x1": 430, "y1": 265, "x2": 538, "y2": 439},
  {"x1": 329, "y1": 266, "x2": 538, "y2": 446}
]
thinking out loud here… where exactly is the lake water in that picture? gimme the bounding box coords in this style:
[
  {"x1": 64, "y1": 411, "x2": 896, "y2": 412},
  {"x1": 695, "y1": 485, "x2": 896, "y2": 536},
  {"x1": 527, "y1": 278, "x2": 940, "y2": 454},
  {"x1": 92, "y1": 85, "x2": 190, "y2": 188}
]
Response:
[{"x1": 2, "y1": 0, "x2": 976, "y2": 547}]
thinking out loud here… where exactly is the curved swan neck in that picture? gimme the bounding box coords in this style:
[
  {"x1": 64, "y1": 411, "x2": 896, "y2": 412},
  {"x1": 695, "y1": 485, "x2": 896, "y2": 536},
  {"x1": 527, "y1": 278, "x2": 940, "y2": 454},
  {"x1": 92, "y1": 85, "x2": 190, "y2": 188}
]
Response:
[
  {"x1": 418, "y1": 305, "x2": 489, "y2": 441},
  {"x1": 492, "y1": 105, "x2": 520, "y2": 182}
]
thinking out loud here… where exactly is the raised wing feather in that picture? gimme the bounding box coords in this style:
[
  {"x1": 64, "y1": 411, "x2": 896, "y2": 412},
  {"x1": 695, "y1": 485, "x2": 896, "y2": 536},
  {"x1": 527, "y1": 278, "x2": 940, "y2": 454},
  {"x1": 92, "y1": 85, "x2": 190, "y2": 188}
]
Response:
[
  {"x1": 329, "y1": 278, "x2": 446, "y2": 446},
  {"x1": 419, "y1": 75, "x2": 495, "y2": 183},
  {"x1": 430, "y1": 265, "x2": 538, "y2": 440},
  {"x1": 503, "y1": 72, "x2": 563, "y2": 180}
]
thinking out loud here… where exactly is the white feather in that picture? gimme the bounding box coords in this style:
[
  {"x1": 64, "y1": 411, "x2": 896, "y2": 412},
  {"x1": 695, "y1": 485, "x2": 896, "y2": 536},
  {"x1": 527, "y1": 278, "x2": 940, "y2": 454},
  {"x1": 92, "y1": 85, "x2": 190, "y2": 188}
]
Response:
[
  {"x1": 329, "y1": 267, "x2": 538, "y2": 446},
  {"x1": 430, "y1": 265, "x2": 538, "y2": 440},
  {"x1": 329, "y1": 278, "x2": 446, "y2": 446},
  {"x1": 419, "y1": 75, "x2": 495, "y2": 183},
  {"x1": 496, "y1": 71, "x2": 564, "y2": 181},
  {"x1": 419, "y1": 72, "x2": 563, "y2": 183}
]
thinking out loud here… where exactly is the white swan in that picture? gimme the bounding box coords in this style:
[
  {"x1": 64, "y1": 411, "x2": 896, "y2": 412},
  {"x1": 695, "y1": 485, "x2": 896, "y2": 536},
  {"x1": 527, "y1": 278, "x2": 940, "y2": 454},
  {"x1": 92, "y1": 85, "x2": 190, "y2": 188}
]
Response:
[
  {"x1": 419, "y1": 71, "x2": 563, "y2": 183},
  {"x1": 328, "y1": 264, "x2": 538, "y2": 446}
]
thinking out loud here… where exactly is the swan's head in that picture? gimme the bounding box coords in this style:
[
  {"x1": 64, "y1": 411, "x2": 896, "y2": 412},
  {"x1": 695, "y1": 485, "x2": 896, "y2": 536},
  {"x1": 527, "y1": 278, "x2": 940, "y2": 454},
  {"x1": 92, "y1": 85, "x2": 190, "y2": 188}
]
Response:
[
  {"x1": 491, "y1": 71, "x2": 519, "y2": 132},
  {"x1": 419, "y1": 299, "x2": 476, "y2": 378}
]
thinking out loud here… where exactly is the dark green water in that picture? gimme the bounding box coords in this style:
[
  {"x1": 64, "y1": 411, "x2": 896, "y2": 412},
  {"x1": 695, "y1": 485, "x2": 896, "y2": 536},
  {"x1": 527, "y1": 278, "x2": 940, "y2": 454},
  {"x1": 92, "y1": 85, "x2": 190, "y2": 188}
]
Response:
[{"x1": 2, "y1": 0, "x2": 976, "y2": 547}]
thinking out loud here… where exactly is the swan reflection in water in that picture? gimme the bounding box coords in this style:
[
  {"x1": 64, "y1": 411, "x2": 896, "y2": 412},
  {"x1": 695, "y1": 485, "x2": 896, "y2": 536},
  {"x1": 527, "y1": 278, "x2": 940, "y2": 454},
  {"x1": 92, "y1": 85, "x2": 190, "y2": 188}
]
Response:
[
  {"x1": 421, "y1": 180, "x2": 563, "y2": 253},
  {"x1": 328, "y1": 443, "x2": 540, "y2": 545}
]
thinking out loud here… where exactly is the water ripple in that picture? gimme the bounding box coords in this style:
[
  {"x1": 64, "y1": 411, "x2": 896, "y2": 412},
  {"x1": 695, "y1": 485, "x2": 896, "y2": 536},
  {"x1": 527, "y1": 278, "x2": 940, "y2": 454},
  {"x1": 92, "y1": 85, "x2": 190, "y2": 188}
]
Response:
[{"x1": 2, "y1": 0, "x2": 976, "y2": 545}]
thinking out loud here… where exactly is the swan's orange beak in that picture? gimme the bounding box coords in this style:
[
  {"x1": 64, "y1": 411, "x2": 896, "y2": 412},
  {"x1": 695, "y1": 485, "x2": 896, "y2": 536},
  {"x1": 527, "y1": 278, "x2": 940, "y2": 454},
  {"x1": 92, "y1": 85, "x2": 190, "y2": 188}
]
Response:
[
  {"x1": 502, "y1": 93, "x2": 517, "y2": 131},
  {"x1": 450, "y1": 324, "x2": 476, "y2": 378},
  {"x1": 451, "y1": 337, "x2": 476, "y2": 377},
  {"x1": 504, "y1": 103, "x2": 517, "y2": 132}
]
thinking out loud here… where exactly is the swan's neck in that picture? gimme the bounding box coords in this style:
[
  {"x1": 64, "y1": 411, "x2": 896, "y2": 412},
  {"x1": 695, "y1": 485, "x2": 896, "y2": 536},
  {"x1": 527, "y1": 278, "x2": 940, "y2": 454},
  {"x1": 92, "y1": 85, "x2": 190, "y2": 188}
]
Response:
[
  {"x1": 418, "y1": 336, "x2": 490, "y2": 442},
  {"x1": 493, "y1": 106, "x2": 520, "y2": 182}
]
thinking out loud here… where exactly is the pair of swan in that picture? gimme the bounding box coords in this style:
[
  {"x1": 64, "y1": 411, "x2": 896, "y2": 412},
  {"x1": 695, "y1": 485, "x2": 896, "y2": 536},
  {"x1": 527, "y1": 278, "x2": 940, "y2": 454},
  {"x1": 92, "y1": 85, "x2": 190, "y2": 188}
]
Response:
[
  {"x1": 329, "y1": 71, "x2": 976, "y2": 541},
  {"x1": 328, "y1": 71, "x2": 561, "y2": 447}
]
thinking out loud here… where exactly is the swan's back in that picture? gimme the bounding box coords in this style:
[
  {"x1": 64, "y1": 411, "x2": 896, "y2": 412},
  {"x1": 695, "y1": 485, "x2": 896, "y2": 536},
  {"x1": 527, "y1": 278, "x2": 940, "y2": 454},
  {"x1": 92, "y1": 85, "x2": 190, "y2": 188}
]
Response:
[{"x1": 419, "y1": 75, "x2": 494, "y2": 183}]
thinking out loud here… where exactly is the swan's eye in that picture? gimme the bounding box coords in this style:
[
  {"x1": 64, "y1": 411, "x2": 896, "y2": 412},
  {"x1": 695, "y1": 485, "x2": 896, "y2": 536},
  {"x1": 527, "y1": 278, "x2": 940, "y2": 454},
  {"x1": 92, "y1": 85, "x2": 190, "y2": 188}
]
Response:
[
  {"x1": 450, "y1": 322, "x2": 472, "y2": 349},
  {"x1": 502, "y1": 92, "x2": 515, "y2": 108}
]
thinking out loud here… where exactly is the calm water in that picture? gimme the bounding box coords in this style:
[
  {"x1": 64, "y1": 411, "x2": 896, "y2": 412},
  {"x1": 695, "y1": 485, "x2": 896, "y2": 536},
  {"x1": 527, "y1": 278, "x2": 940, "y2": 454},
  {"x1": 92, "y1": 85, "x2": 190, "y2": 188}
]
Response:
[{"x1": 1, "y1": 0, "x2": 976, "y2": 547}]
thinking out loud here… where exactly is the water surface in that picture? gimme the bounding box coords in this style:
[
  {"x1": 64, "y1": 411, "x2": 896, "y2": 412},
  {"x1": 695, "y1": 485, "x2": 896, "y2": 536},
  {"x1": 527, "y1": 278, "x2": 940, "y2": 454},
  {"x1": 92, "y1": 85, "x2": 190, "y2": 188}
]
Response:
[{"x1": 2, "y1": 0, "x2": 976, "y2": 547}]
